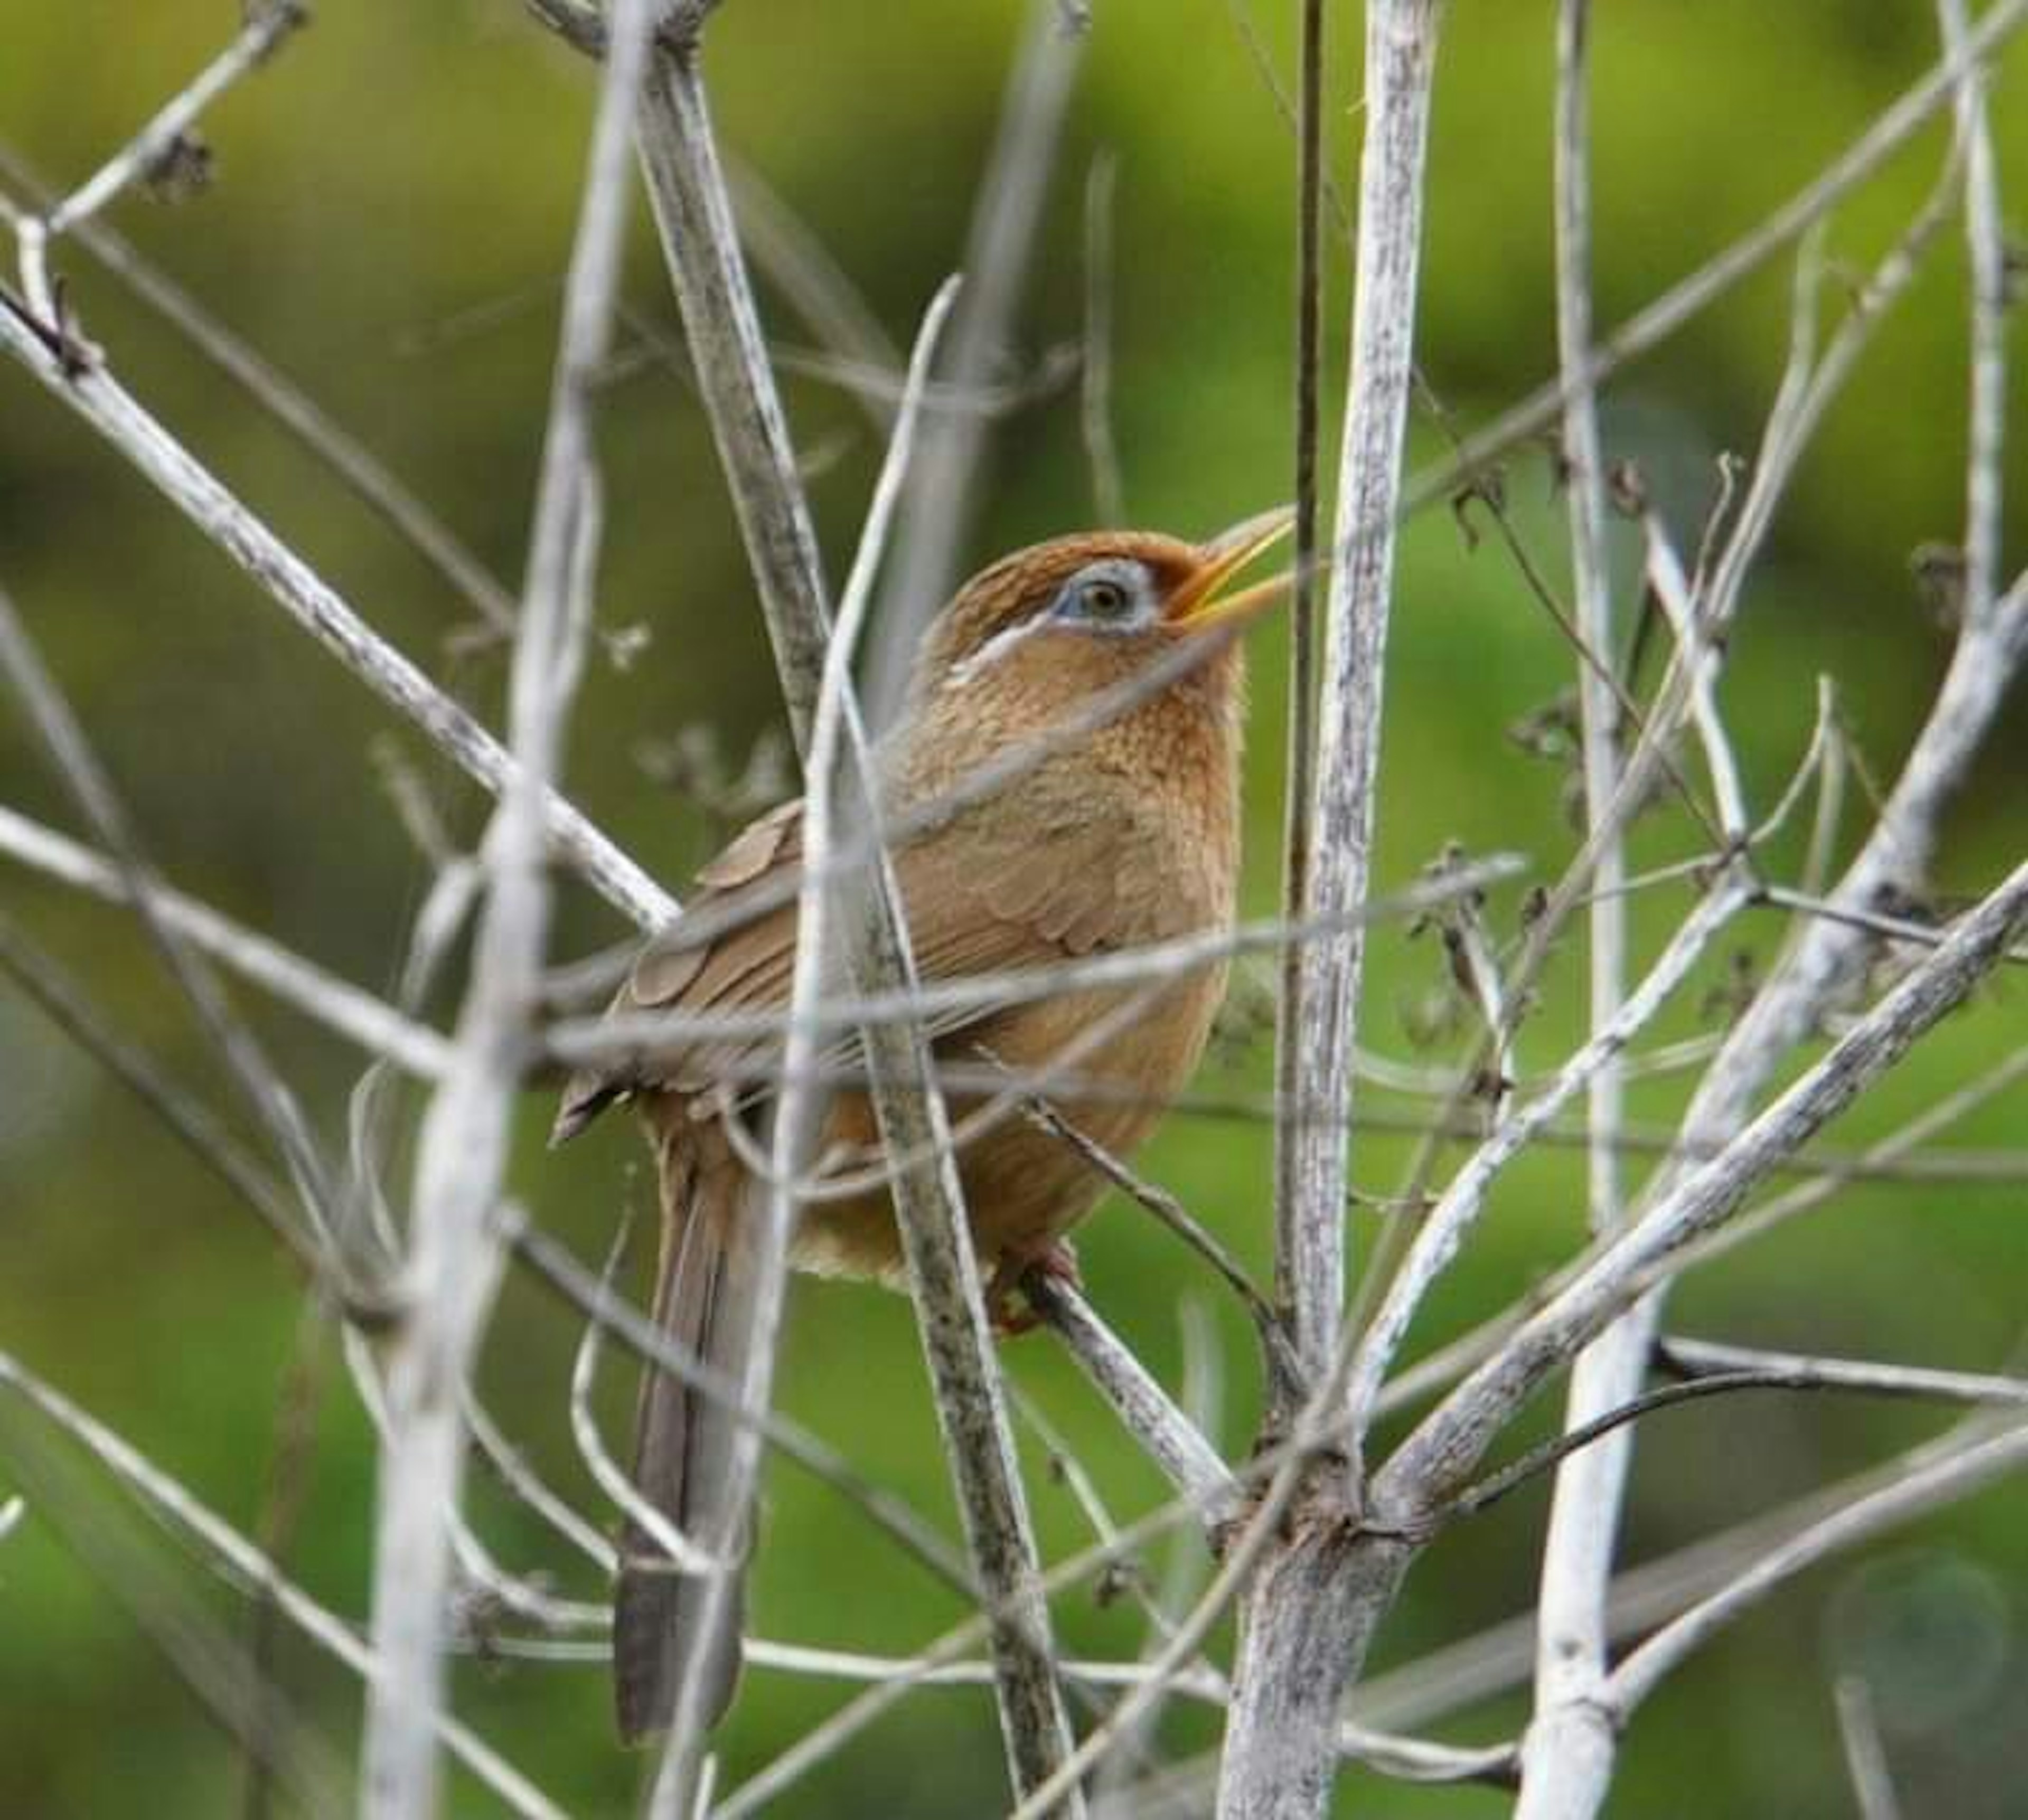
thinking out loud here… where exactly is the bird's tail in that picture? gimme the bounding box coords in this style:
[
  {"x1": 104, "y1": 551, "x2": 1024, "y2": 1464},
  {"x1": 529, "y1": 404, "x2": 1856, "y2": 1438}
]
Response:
[{"x1": 613, "y1": 1124, "x2": 760, "y2": 1746}]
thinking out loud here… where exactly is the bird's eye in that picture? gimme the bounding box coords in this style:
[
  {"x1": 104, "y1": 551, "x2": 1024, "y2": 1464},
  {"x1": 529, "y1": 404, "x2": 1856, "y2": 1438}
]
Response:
[
  {"x1": 1044, "y1": 560, "x2": 1149, "y2": 633},
  {"x1": 1081, "y1": 577, "x2": 1133, "y2": 620}
]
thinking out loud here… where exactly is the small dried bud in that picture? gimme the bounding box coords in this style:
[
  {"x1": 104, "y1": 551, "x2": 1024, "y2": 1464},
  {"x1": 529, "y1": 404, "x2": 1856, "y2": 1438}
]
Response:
[
  {"x1": 1700, "y1": 948, "x2": 1760, "y2": 1027},
  {"x1": 1910, "y1": 542, "x2": 1967, "y2": 631},
  {"x1": 1508, "y1": 691, "x2": 1581, "y2": 763},
  {"x1": 1999, "y1": 234, "x2": 2027, "y2": 308},
  {"x1": 1543, "y1": 430, "x2": 1577, "y2": 496},
  {"x1": 602, "y1": 622, "x2": 653, "y2": 672},
  {"x1": 1093, "y1": 1560, "x2": 1142, "y2": 1608},
  {"x1": 1467, "y1": 1065, "x2": 1510, "y2": 1105},
  {"x1": 144, "y1": 131, "x2": 215, "y2": 203},
  {"x1": 1449, "y1": 467, "x2": 1507, "y2": 551}
]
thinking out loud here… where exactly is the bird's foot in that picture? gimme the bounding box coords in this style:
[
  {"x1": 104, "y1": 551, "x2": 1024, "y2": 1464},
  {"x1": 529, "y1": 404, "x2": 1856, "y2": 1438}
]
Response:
[{"x1": 986, "y1": 1240, "x2": 1082, "y2": 1338}]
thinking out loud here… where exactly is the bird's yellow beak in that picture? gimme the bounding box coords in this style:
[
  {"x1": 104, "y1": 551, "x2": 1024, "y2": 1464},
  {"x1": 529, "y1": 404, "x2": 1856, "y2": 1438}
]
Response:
[{"x1": 1164, "y1": 506, "x2": 1297, "y2": 630}]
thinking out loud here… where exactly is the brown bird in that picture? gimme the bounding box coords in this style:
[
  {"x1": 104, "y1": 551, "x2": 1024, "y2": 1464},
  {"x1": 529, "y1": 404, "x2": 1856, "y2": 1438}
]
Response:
[{"x1": 555, "y1": 511, "x2": 1291, "y2": 1744}]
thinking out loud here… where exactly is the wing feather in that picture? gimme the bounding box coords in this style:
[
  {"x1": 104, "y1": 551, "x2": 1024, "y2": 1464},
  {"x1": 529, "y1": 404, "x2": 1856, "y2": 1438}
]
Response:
[{"x1": 553, "y1": 794, "x2": 1143, "y2": 1142}]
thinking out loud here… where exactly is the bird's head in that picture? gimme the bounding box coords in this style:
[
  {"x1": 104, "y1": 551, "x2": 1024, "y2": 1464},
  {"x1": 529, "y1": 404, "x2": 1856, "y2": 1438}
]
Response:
[{"x1": 905, "y1": 510, "x2": 1294, "y2": 748}]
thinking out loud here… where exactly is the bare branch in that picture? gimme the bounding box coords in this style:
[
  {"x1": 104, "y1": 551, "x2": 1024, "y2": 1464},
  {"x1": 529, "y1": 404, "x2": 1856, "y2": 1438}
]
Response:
[
  {"x1": 1353, "y1": 1408, "x2": 2028, "y2": 1733},
  {"x1": 656, "y1": 274, "x2": 959, "y2": 1783},
  {"x1": 0, "y1": 307, "x2": 673, "y2": 928},
  {"x1": 1938, "y1": 0, "x2": 2007, "y2": 631},
  {"x1": 0, "y1": 581, "x2": 338, "y2": 1246},
  {"x1": 1386, "y1": 855, "x2": 2028, "y2": 1505},
  {"x1": 0, "y1": 803, "x2": 452, "y2": 1080},
  {"x1": 1080, "y1": 152, "x2": 1125, "y2": 525},
  {"x1": 1835, "y1": 1676, "x2": 1904, "y2": 1820},
  {"x1": 1017, "y1": 1091, "x2": 1295, "y2": 1380},
  {"x1": 545, "y1": 854, "x2": 1526, "y2": 1073},
  {"x1": 1641, "y1": 517, "x2": 1749, "y2": 844},
  {"x1": 1219, "y1": 4, "x2": 1447, "y2": 1813},
  {"x1": 863, "y1": 0, "x2": 1086, "y2": 727},
  {"x1": 13, "y1": 3, "x2": 306, "y2": 317},
  {"x1": 0, "y1": 906, "x2": 337, "y2": 1285},
  {"x1": 361, "y1": 6, "x2": 653, "y2": 1807},
  {"x1": 1268, "y1": 0, "x2": 1330, "y2": 1417},
  {"x1": 1406, "y1": 0, "x2": 2028, "y2": 510},
  {"x1": 567, "y1": 1219, "x2": 720, "y2": 1577},
  {"x1": 1671, "y1": 1037, "x2": 2028, "y2": 1275},
  {"x1": 1657, "y1": 1337, "x2": 2028, "y2": 1409},
  {"x1": 505, "y1": 1215, "x2": 973, "y2": 1593},
  {"x1": 0, "y1": 1347, "x2": 568, "y2": 1819},
  {"x1": 1518, "y1": 0, "x2": 1676, "y2": 1774},
  {"x1": 1604, "y1": 1417, "x2": 2028, "y2": 1717},
  {"x1": 0, "y1": 138, "x2": 515, "y2": 636},
  {"x1": 1026, "y1": 1277, "x2": 1241, "y2": 1522},
  {"x1": 1348, "y1": 881, "x2": 1751, "y2": 1437},
  {"x1": 1274, "y1": 0, "x2": 1442, "y2": 1401}
]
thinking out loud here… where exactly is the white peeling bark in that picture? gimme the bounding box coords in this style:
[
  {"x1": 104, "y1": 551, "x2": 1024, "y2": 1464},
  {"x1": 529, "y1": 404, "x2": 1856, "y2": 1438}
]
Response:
[{"x1": 1219, "y1": 4, "x2": 1442, "y2": 1814}]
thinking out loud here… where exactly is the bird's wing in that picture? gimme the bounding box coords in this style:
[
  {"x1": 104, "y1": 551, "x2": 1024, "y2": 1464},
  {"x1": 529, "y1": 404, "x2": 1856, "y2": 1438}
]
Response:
[{"x1": 552, "y1": 793, "x2": 1134, "y2": 1140}]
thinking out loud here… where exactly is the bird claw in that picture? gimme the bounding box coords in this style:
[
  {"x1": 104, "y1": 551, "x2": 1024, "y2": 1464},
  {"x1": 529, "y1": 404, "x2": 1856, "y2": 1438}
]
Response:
[{"x1": 986, "y1": 1240, "x2": 1081, "y2": 1338}]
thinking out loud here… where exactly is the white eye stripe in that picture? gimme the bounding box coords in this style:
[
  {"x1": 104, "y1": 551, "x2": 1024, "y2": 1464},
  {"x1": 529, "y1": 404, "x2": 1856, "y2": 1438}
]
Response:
[{"x1": 946, "y1": 611, "x2": 1051, "y2": 687}]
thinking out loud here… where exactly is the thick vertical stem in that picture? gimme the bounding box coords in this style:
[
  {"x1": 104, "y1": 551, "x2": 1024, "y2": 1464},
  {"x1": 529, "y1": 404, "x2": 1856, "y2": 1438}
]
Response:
[
  {"x1": 1219, "y1": 1535, "x2": 1413, "y2": 1820},
  {"x1": 1279, "y1": 0, "x2": 1440, "y2": 1400},
  {"x1": 1222, "y1": 3, "x2": 1442, "y2": 1813},
  {"x1": 1268, "y1": 0, "x2": 1327, "y2": 1415}
]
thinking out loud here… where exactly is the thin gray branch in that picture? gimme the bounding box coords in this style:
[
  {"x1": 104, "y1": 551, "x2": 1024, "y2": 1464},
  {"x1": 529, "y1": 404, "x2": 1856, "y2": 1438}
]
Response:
[
  {"x1": 0, "y1": 581, "x2": 339, "y2": 1250},
  {"x1": 1835, "y1": 1676, "x2": 1904, "y2": 1820},
  {"x1": 1347, "y1": 880, "x2": 1749, "y2": 1437},
  {"x1": 1658, "y1": 1337, "x2": 2028, "y2": 1408},
  {"x1": 1272, "y1": 0, "x2": 1442, "y2": 1405},
  {"x1": 0, "y1": 138, "x2": 515, "y2": 635},
  {"x1": 657, "y1": 275, "x2": 958, "y2": 1784},
  {"x1": 12, "y1": 3, "x2": 305, "y2": 318},
  {"x1": 1268, "y1": 0, "x2": 1329, "y2": 1415},
  {"x1": 1938, "y1": 0, "x2": 2007, "y2": 630},
  {"x1": 1670, "y1": 1038, "x2": 2028, "y2": 1276},
  {"x1": 1642, "y1": 518, "x2": 1749, "y2": 843},
  {"x1": 1351, "y1": 1409, "x2": 2024, "y2": 1733},
  {"x1": 0, "y1": 803, "x2": 452, "y2": 1080},
  {"x1": 547, "y1": 854, "x2": 1525, "y2": 1072},
  {"x1": 1385, "y1": 854, "x2": 2028, "y2": 1505},
  {"x1": 361, "y1": 6, "x2": 652, "y2": 1808},
  {"x1": 0, "y1": 906, "x2": 336, "y2": 1284},
  {"x1": 0, "y1": 1347, "x2": 568, "y2": 1819},
  {"x1": 1080, "y1": 153, "x2": 1125, "y2": 524},
  {"x1": 1027, "y1": 1278, "x2": 1241, "y2": 1522},
  {"x1": 1405, "y1": 0, "x2": 2028, "y2": 511},
  {"x1": 505, "y1": 1214, "x2": 973, "y2": 1594},
  {"x1": 863, "y1": 0, "x2": 1086, "y2": 728},
  {"x1": 1604, "y1": 1417, "x2": 2028, "y2": 1717},
  {"x1": 0, "y1": 304, "x2": 672, "y2": 928},
  {"x1": 568, "y1": 1221, "x2": 719, "y2": 1577},
  {"x1": 1520, "y1": 2, "x2": 1663, "y2": 1770},
  {"x1": 1512, "y1": 98, "x2": 2005, "y2": 1805}
]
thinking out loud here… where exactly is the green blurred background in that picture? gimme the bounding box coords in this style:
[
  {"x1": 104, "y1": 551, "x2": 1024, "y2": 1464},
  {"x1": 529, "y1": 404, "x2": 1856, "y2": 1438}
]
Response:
[{"x1": 2, "y1": 2, "x2": 2025, "y2": 1814}]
